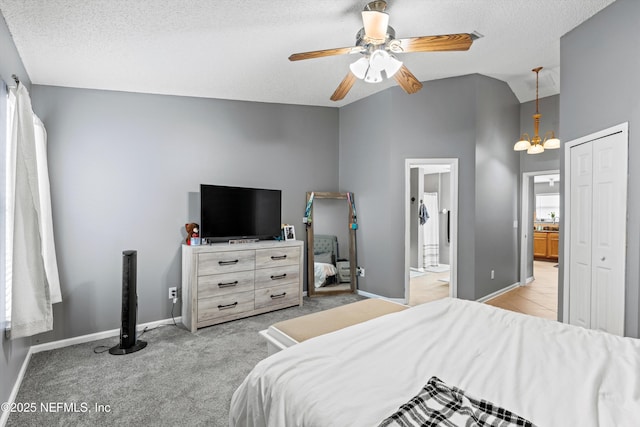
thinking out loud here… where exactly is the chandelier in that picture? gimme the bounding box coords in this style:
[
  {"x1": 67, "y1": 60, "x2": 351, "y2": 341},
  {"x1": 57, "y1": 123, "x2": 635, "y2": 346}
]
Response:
[{"x1": 514, "y1": 67, "x2": 560, "y2": 154}]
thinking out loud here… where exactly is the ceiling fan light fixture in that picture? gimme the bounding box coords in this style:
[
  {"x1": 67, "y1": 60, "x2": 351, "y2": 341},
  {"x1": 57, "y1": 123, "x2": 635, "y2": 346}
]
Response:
[
  {"x1": 349, "y1": 57, "x2": 370, "y2": 80},
  {"x1": 289, "y1": 0, "x2": 475, "y2": 101},
  {"x1": 361, "y1": 10, "x2": 389, "y2": 43},
  {"x1": 368, "y1": 50, "x2": 388, "y2": 71},
  {"x1": 368, "y1": 50, "x2": 402, "y2": 78},
  {"x1": 364, "y1": 68, "x2": 383, "y2": 83},
  {"x1": 384, "y1": 54, "x2": 403, "y2": 77}
]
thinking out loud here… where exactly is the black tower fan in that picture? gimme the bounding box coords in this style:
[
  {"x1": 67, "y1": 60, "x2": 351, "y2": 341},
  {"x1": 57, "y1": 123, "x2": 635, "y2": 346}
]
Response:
[{"x1": 109, "y1": 250, "x2": 147, "y2": 355}]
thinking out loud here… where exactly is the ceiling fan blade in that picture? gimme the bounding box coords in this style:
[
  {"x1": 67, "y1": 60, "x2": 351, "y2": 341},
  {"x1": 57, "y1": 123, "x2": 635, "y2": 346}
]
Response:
[
  {"x1": 394, "y1": 65, "x2": 423, "y2": 94},
  {"x1": 289, "y1": 46, "x2": 362, "y2": 62},
  {"x1": 330, "y1": 71, "x2": 357, "y2": 101},
  {"x1": 395, "y1": 33, "x2": 473, "y2": 53}
]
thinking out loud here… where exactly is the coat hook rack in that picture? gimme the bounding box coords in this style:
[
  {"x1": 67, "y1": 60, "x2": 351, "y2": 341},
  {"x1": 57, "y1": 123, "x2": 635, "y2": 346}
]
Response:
[{"x1": 11, "y1": 74, "x2": 19, "y2": 85}]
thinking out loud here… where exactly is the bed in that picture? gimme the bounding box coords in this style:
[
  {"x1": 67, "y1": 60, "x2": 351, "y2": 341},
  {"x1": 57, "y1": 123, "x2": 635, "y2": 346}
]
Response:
[
  {"x1": 230, "y1": 297, "x2": 640, "y2": 426},
  {"x1": 313, "y1": 234, "x2": 339, "y2": 288}
]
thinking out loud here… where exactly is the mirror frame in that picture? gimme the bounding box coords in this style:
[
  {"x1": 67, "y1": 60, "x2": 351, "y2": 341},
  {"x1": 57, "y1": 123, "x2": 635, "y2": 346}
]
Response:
[{"x1": 306, "y1": 191, "x2": 357, "y2": 297}]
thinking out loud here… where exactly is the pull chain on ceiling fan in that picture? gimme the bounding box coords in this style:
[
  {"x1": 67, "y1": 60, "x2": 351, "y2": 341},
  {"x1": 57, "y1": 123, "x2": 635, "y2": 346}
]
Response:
[{"x1": 288, "y1": 0, "x2": 479, "y2": 101}]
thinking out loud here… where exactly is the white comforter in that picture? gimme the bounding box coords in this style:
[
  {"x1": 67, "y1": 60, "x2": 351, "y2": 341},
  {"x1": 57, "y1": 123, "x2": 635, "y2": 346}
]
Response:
[
  {"x1": 313, "y1": 262, "x2": 337, "y2": 288},
  {"x1": 230, "y1": 298, "x2": 640, "y2": 427}
]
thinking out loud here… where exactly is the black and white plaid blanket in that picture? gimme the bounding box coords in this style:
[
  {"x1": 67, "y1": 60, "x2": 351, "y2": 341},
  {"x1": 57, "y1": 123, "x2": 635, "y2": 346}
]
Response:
[{"x1": 378, "y1": 377, "x2": 536, "y2": 427}]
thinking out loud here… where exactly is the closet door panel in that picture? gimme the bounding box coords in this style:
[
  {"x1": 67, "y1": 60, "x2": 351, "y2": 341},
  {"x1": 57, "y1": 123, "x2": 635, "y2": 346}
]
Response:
[{"x1": 569, "y1": 142, "x2": 593, "y2": 330}]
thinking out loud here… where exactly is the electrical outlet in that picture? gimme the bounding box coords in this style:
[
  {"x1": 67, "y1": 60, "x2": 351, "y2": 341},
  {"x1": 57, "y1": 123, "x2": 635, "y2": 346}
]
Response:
[
  {"x1": 359, "y1": 267, "x2": 365, "y2": 277},
  {"x1": 168, "y1": 287, "x2": 177, "y2": 300},
  {"x1": 490, "y1": 270, "x2": 495, "y2": 280}
]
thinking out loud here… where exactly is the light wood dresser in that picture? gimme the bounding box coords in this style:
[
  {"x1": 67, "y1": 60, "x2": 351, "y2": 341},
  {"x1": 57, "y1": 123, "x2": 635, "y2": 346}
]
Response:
[{"x1": 181, "y1": 240, "x2": 303, "y2": 332}]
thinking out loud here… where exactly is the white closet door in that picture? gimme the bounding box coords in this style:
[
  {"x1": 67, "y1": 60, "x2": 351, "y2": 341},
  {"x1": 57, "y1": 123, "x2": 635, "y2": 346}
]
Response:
[
  {"x1": 569, "y1": 142, "x2": 592, "y2": 329},
  {"x1": 568, "y1": 130, "x2": 627, "y2": 336},
  {"x1": 590, "y1": 132, "x2": 626, "y2": 335}
]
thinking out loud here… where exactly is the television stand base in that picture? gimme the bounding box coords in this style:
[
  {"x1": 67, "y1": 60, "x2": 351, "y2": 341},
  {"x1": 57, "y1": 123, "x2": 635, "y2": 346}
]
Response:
[{"x1": 228, "y1": 238, "x2": 259, "y2": 244}]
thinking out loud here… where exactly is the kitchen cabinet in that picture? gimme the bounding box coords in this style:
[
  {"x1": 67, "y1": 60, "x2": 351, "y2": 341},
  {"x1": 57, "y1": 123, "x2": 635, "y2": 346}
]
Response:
[{"x1": 533, "y1": 231, "x2": 559, "y2": 261}]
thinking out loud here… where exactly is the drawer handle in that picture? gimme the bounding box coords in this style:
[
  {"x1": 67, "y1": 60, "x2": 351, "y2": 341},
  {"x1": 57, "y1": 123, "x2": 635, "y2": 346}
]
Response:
[
  {"x1": 219, "y1": 259, "x2": 239, "y2": 266},
  {"x1": 217, "y1": 302, "x2": 238, "y2": 310},
  {"x1": 270, "y1": 273, "x2": 287, "y2": 280},
  {"x1": 270, "y1": 292, "x2": 287, "y2": 299},
  {"x1": 218, "y1": 281, "x2": 238, "y2": 288},
  {"x1": 271, "y1": 255, "x2": 287, "y2": 260}
]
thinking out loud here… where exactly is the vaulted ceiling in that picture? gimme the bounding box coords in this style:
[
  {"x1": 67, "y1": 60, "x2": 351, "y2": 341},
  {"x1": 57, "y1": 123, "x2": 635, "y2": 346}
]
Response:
[{"x1": 0, "y1": 0, "x2": 615, "y2": 107}]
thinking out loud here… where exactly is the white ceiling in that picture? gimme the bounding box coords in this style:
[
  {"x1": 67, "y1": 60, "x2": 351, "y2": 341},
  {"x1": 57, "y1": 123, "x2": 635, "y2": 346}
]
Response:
[
  {"x1": 534, "y1": 174, "x2": 560, "y2": 184},
  {"x1": 0, "y1": 0, "x2": 615, "y2": 107}
]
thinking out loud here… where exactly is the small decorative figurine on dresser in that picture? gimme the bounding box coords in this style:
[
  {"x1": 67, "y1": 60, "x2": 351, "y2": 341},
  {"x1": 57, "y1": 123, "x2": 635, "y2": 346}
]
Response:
[{"x1": 185, "y1": 223, "x2": 200, "y2": 245}]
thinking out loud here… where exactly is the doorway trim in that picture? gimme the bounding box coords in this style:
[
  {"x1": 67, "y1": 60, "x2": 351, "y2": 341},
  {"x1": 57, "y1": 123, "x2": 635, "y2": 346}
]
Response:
[
  {"x1": 404, "y1": 158, "x2": 458, "y2": 304},
  {"x1": 519, "y1": 169, "x2": 560, "y2": 288},
  {"x1": 562, "y1": 122, "x2": 628, "y2": 325}
]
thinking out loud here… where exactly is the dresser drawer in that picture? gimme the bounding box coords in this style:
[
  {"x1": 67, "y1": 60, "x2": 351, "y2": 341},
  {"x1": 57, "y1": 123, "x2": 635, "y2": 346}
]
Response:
[
  {"x1": 254, "y1": 264, "x2": 299, "y2": 290},
  {"x1": 198, "y1": 250, "x2": 255, "y2": 276},
  {"x1": 198, "y1": 270, "x2": 254, "y2": 299},
  {"x1": 255, "y1": 246, "x2": 300, "y2": 269},
  {"x1": 254, "y1": 282, "x2": 300, "y2": 310},
  {"x1": 197, "y1": 291, "x2": 254, "y2": 322}
]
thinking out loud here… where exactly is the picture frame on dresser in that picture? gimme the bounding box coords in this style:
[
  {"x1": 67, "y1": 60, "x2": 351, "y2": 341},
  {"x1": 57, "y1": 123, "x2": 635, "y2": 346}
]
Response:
[{"x1": 283, "y1": 225, "x2": 295, "y2": 241}]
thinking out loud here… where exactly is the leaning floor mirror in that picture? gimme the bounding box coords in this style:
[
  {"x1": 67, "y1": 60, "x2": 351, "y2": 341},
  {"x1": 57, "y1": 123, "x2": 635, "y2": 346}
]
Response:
[{"x1": 305, "y1": 192, "x2": 357, "y2": 297}]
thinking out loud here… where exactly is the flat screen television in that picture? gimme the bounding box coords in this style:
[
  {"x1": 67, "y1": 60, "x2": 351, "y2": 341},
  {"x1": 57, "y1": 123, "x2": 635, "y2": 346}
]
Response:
[{"x1": 200, "y1": 184, "x2": 282, "y2": 242}]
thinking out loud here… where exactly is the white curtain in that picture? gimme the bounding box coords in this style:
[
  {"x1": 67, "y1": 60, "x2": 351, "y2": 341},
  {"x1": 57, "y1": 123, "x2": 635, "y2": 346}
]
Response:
[
  {"x1": 422, "y1": 192, "x2": 439, "y2": 267},
  {"x1": 6, "y1": 83, "x2": 61, "y2": 339}
]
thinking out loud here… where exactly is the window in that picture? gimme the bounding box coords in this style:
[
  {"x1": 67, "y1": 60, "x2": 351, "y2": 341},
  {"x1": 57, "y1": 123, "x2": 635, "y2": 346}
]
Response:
[{"x1": 535, "y1": 193, "x2": 560, "y2": 223}]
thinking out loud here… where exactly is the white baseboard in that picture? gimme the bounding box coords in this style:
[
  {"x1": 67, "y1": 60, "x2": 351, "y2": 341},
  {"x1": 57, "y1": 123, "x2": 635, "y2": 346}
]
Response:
[
  {"x1": 526, "y1": 276, "x2": 534, "y2": 284},
  {"x1": 357, "y1": 289, "x2": 406, "y2": 305},
  {"x1": 476, "y1": 282, "x2": 520, "y2": 303},
  {"x1": 30, "y1": 316, "x2": 182, "y2": 354}
]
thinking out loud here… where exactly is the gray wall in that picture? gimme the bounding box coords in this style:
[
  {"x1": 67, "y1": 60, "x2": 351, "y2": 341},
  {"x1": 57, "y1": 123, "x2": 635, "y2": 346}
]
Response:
[
  {"x1": 29, "y1": 85, "x2": 339, "y2": 343},
  {"x1": 474, "y1": 76, "x2": 521, "y2": 298},
  {"x1": 339, "y1": 74, "x2": 519, "y2": 301},
  {"x1": 0, "y1": 13, "x2": 32, "y2": 411},
  {"x1": 560, "y1": 0, "x2": 640, "y2": 337}
]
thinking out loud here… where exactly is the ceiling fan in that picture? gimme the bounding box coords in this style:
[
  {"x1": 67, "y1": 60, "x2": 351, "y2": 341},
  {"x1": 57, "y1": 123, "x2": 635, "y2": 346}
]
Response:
[{"x1": 289, "y1": 0, "x2": 479, "y2": 101}]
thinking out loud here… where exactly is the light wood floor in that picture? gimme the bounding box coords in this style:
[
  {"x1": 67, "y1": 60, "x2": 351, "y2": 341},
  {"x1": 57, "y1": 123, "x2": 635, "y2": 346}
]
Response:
[
  {"x1": 409, "y1": 269, "x2": 450, "y2": 306},
  {"x1": 408, "y1": 261, "x2": 559, "y2": 320},
  {"x1": 485, "y1": 260, "x2": 559, "y2": 320}
]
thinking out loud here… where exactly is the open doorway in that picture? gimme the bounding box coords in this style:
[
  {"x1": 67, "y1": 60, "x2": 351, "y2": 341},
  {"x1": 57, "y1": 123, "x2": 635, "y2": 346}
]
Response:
[
  {"x1": 519, "y1": 170, "x2": 560, "y2": 319},
  {"x1": 404, "y1": 159, "x2": 458, "y2": 306}
]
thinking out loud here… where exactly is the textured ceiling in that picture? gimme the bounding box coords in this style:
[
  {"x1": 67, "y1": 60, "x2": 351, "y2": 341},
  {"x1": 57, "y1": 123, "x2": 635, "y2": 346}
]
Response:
[{"x1": 0, "y1": 0, "x2": 615, "y2": 107}]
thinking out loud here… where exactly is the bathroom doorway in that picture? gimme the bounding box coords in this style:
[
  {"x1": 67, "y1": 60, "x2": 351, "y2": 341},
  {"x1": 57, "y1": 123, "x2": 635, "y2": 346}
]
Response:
[{"x1": 404, "y1": 159, "x2": 458, "y2": 305}]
